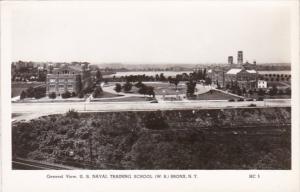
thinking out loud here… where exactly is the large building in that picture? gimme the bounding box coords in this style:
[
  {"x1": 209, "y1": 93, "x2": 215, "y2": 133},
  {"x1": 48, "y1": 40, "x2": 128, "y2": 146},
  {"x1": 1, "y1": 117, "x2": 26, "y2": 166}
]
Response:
[
  {"x1": 224, "y1": 51, "x2": 258, "y2": 89},
  {"x1": 46, "y1": 64, "x2": 92, "y2": 96}
]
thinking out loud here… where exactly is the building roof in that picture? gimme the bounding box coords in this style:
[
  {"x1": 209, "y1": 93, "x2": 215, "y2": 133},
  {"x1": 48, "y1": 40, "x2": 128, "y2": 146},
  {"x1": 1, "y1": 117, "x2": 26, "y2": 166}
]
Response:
[
  {"x1": 226, "y1": 68, "x2": 257, "y2": 75},
  {"x1": 226, "y1": 68, "x2": 242, "y2": 75},
  {"x1": 246, "y1": 69, "x2": 257, "y2": 74}
]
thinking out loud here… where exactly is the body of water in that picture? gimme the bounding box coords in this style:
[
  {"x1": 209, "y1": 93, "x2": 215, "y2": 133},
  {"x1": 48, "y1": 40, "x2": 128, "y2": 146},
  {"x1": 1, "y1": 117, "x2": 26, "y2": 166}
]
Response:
[{"x1": 104, "y1": 70, "x2": 291, "y2": 78}]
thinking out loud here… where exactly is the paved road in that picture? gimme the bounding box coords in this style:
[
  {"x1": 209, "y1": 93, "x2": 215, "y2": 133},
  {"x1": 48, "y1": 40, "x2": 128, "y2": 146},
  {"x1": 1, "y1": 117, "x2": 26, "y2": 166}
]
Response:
[{"x1": 12, "y1": 99, "x2": 291, "y2": 121}]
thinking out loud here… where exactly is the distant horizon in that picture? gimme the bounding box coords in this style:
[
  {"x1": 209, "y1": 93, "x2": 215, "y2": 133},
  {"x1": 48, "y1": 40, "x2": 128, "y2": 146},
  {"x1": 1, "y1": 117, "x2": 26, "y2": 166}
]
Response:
[{"x1": 12, "y1": 60, "x2": 291, "y2": 66}]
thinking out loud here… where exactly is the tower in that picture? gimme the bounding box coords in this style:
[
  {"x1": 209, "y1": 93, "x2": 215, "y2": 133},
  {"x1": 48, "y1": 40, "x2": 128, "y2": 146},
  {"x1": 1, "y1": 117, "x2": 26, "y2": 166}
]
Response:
[
  {"x1": 228, "y1": 56, "x2": 233, "y2": 65},
  {"x1": 237, "y1": 51, "x2": 243, "y2": 65}
]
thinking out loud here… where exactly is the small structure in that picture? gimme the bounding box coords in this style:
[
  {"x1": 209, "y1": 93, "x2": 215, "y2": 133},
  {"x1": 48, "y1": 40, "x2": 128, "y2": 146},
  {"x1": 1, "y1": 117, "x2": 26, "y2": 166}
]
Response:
[{"x1": 257, "y1": 80, "x2": 267, "y2": 89}]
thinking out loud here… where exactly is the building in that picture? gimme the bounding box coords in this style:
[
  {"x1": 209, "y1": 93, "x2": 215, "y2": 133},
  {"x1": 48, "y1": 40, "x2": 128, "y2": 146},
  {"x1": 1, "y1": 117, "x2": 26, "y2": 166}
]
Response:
[
  {"x1": 228, "y1": 56, "x2": 233, "y2": 65},
  {"x1": 257, "y1": 80, "x2": 267, "y2": 89},
  {"x1": 225, "y1": 68, "x2": 258, "y2": 89},
  {"x1": 46, "y1": 64, "x2": 92, "y2": 96},
  {"x1": 237, "y1": 51, "x2": 243, "y2": 65}
]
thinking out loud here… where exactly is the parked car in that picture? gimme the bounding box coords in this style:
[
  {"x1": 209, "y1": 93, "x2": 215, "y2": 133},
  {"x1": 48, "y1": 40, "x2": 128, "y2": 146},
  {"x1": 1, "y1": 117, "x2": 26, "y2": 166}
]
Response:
[
  {"x1": 248, "y1": 103, "x2": 257, "y2": 107},
  {"x1": 228, "y1": 98, "x2": 235, "y2": 102},
  {"x1": 237, "y1": 98, "x2": 244, "y2": 102},
  {"x1": 246, "y1": 98, "x2": 254, "y2": 101}
]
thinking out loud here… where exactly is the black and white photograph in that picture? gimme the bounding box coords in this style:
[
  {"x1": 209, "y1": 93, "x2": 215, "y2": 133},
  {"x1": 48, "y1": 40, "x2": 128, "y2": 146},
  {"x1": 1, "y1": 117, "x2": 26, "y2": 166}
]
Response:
[{"x1": 1, "y1": 0, "x2": 299, "y2": 191}]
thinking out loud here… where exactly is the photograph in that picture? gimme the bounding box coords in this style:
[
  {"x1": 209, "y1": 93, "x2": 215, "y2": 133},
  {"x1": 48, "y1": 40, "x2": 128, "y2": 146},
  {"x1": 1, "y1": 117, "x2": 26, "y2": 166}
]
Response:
[{"x1": 8, "y1": 1, "x2": 293, "y2": 171}]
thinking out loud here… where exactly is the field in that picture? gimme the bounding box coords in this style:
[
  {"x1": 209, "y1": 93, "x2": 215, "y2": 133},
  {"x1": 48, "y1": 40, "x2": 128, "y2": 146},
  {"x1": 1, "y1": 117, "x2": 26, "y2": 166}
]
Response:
[
  {"x1": 12, "y1": 107, "x2": 291, "y2": 170},
  {"x1": 93, "y1": 96, "x2": 150, "y2": 102},
  {"x1": 11, "y1": 82, "x2": 45, "y2": 98}
]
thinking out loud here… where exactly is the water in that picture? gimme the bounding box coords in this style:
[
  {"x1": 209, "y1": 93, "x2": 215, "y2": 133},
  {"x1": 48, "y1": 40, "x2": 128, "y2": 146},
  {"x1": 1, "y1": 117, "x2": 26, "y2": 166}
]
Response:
[
  {"x1": 104, "y1": 71, "x2": 193, "y2": 78},
  {"x1": 103, "y1": 70, "x2": 291, "y2": 78}
]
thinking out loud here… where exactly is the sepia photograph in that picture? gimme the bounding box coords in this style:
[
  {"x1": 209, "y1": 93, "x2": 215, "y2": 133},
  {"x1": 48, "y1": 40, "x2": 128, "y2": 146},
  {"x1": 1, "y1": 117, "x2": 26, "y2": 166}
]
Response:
[{"x1": 8, "y1": 1, "x2": 294, "y2": 171}]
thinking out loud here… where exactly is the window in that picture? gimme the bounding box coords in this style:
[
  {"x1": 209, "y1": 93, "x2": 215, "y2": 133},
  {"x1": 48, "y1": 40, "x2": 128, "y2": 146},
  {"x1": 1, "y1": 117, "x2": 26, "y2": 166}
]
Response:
[
  {"x1": 59, "y1": 79, "x2": 65, "y2": 83},
  {"x1": 49, "y1": 79, "x2": 56, "y2": 83}
]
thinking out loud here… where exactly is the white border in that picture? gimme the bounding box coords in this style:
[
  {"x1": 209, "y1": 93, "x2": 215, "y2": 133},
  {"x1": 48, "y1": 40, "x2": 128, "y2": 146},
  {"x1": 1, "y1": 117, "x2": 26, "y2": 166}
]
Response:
[{"x1": 1, "y1": 1, "x2": 299, "y2": 192}]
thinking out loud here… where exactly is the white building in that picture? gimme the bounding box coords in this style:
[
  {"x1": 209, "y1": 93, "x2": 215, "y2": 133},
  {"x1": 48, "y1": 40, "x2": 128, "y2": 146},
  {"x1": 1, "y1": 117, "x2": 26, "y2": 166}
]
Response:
[{"x1": 257, "y1": 80, "x2": 267, "y2": 89}]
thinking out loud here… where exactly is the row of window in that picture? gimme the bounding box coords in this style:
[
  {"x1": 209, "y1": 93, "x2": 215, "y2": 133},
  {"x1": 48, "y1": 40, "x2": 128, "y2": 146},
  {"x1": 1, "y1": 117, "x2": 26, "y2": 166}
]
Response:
[
  {"x1": 49, "y1": 84, "x2": 74, "y2": 88},
  {"x1": 49, "y1": 79, "x2": 74, "y2": 83}
]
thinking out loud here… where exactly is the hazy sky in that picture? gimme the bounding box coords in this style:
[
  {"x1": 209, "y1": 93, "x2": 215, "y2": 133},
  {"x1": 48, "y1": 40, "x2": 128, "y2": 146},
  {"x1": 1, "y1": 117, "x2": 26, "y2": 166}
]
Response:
[{"x1": 10, "y1": 1, "x2": 292, "y2": 64}]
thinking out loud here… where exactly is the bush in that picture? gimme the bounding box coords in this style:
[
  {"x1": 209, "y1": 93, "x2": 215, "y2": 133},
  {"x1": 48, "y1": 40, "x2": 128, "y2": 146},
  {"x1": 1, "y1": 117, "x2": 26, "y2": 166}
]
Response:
[
  {"x1": 257, "y1": 97, "x2": 264, "y2": 101},
  {"x1": 20, "y1": 91, "x2": 26, "y2": 100},
  {"x1": 71, "y1": 92, "x2": 77, "y2": 97},
  {"x1": 228, "y1": 98, "x2": 235, "y2": 102},
  {"x1": 237, "y1": 98, "x2": 244, "y2": 102},
  {"x1": 49, "y1": 92, "x2": 56, "y2": 99},
  {"x1": 144, "y1": 112, "x2": 168, "y2": 130},
  {"x1": 248, "y1": 104, "x2": 257, "y2": 107},
  {"x1": 92, "y1": 87, "x2": 103, "y2": 98},
  {"x1": 78, "y1": 91, "x2": 84, "y2": 98},
  {"x1": 65, "y1": 109, "x2": 79, "y2": 119},
  {"x1": 61, "y1": 91, "x2": 71, "y2": 99},
  {"x1": 114, "y1": 83, "x2": 122, "y2": 93}
]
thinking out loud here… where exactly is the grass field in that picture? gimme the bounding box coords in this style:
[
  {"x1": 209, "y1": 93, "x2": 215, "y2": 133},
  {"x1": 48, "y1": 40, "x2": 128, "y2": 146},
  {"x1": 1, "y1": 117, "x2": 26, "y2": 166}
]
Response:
[
  {"x1": 93, "y1": 96, "x2": 150, "y2": 102},
  {"x1": 11, "y1": 82, "x2": 45, "y2": 97}
]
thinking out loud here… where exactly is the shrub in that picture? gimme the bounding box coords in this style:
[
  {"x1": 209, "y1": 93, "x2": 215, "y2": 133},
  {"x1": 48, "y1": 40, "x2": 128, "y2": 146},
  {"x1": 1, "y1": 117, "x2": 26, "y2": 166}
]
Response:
[
  {"x1": 20, "y1": 91, "x2": 26, "y2": 100},
  {"x1": 49, "y1": 92, "x2": 56, "y2": 99},
  {"x1": 65, "y1": 109, "x2": 79, "y2": 119},
  {"x1": 144, "y1": 112, "x2": 169, "y2": 130},
  {"x1": 257, "y1": 97, "x2": 264, "y2": 101},
  {"x1": 61, "y1": 91, "x2": 71, "y2": 99},
  {"x1": 114, "y1": 83, "x2": 122, "y2": 93},
  {"x1": 78, "y1": 91, "x2": 84, "y2": 98},
  {"x1": 92, "y1": 87, "x2": 103, "y2": 98}
]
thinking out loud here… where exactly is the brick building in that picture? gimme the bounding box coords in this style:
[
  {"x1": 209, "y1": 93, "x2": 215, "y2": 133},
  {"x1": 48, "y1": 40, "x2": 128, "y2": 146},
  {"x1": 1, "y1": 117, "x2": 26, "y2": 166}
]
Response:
[{"x1": 46, "y1": 64, "x2": 92, "y2": 96}]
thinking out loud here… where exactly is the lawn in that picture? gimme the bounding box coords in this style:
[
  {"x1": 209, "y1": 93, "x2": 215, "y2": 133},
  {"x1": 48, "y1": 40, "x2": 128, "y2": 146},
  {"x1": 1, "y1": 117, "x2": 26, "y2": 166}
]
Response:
[
  {"x1": 95, "y1": 91, "x2": 121, "y2": 98},
  {"x1": 193, "y1": 90, "x2": 241, "y2": 100},
  {"x1": 11, "y1": 82, "x2": 45, "y2": 97},
  {"x1": 93, "y1": 96, "x2": 151, "y2": 102}
]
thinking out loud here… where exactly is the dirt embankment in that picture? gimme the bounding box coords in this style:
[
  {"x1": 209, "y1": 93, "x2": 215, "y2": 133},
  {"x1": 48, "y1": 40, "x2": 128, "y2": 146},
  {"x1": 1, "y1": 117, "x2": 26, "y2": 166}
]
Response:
[{"x1": 12, "y1": 107, "x2": 291, "y2": 169}]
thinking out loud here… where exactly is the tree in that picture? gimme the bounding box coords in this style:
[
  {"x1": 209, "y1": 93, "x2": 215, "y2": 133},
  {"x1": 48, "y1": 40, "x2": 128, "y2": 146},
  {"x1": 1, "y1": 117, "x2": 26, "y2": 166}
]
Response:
[
  {"x1": 20, "y1": 91, "x2": 26, "y2": 100},
  {"x1": 123, "y1": 81, "x2": 132, "y2": 92},
  {"x1": 92, "y1": 87, "x2": 103, "y2": 98},
  {"x1": 186, "y1": 81, "x2": 196, "y2": 97},
  {"x1": 258, "y1": 89, "x2": 265, "y2": 96},
  {"x1": 285, "y1": 87, "x2": 291, "y2": 95},
  {"x1": 49, "y1": 92, "x2": 56, "y2": 99},
  {"x1": 204, "y1": 77, "x2": 212, "y2": 85},
  {"x1": 96, "y1": 70, "x2": 102, "y2": 83},
  {"x1": 269, "y1": 85, "x2": 278, "y2": 96},
  {"x1": 173, "y1": 78, "x2": 180, "y2": 89},
  {"x1": 135, "y1": 81, "x2": 144, "y2": 88},
  {"x1": 26, "y1": 86, "x2": 35, "y2": 98},
  {"x1": 146, "y1": 86, "x2": 155, "y2": 98},
  {"x1": 114, "y1": 83, "x2": 122, "y2": 93}
]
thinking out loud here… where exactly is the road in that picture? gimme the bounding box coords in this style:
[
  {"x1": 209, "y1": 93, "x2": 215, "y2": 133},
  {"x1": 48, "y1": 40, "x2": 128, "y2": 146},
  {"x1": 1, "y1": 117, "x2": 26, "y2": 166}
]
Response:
[{"x1": 12, "y1": 99, "x2": 291, "y2": 121}]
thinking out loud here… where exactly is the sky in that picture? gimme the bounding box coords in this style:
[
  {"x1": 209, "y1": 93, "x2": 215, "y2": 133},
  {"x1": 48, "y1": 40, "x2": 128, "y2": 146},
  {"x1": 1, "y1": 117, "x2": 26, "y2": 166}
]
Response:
[{"x1": 9, "y1": 1, "x2": 292, "y2": 64}]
